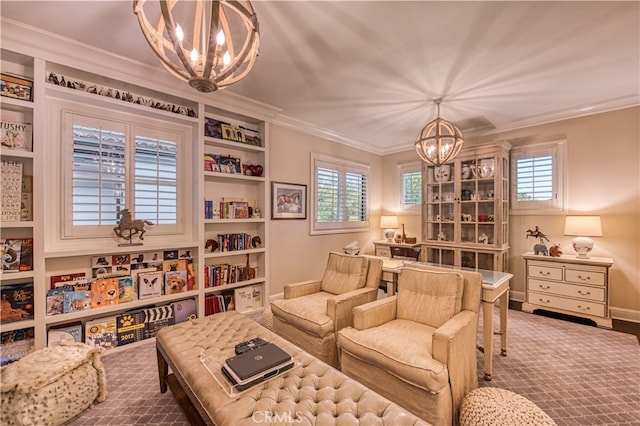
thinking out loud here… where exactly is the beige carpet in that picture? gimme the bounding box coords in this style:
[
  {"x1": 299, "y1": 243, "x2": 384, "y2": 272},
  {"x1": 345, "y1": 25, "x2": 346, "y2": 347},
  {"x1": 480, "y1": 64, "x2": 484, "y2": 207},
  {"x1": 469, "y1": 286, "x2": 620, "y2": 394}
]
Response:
[{"x1": 68, "y1": 308, "x2": 640, "y2": 426}]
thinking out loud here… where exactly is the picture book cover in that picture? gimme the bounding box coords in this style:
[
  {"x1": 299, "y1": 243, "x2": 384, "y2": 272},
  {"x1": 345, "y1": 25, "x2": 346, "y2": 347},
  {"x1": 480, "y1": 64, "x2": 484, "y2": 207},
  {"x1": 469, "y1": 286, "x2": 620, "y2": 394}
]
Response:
[
  {"x1": 0, "y1": 119, "x2": 32, "y2": 152},
  {"x1": 0, "y1": 282, "x2": 34, "y2": 323},
  {"x1": 47, "y1": 322, "x2": 83, "y2": 347},
  {"x1": 63, "y1": 290, "x2": 85, "y2": 313},
  {"x1": 118, "y1": 276, "x2": 136, "y2": 303},
  {"x1": 85, "y1": 316, "x2": 117, "y2": 349},
  {"x1": 1, "y1": 239, "x2": 21, "y2": 273},
  {"x1": 165, "y1": 270, "x2": 188, "y2": 294},
  {"x1": 50, "y1": 272, "x2": 87, "y2": 290},
  {"x1": 90, "y1": 277, "x2": 120, "y2": 309},
  {"x1": 1, "y1": 327, "x2": 35, "y2": 366},
  {"x1": 46, "y1": 292, "x2": 64, "y2": 316},
  {"x1": 1, "y1": 160, "x2": 22, "y2": 221},
  {"x1": 137, "y1": 271, "x2": 163, "y2": 299},
  {"x1": 18, "y1": 238, "x2": 32, "y2": 271},
  {"x1": 172, "y1": 298, "x2": 197, "y2": 324},
  {"x1": 116, "y1": 310, "x2": 145, "y2": 346}
]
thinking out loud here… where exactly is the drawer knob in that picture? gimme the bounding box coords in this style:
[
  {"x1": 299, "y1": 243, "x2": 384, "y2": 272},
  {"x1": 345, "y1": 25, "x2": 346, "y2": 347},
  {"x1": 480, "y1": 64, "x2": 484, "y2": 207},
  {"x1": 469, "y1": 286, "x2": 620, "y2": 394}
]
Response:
[
  {"x1": 538, "y1": 298, "x2": 551, "y2": 303},
  {"x1": 538, "y1": 285, "x2": 551, "y2": 290},
  {"x1": 577, "y1": 305, "x2": 591, "y2": 311},
  {"x1": 578, "y1": 290, "x2": 591, "y2": 296},
  {"x1": 577, "y1": 275, "x2": 591, "y2": 281},
  {"x1": 538, "y1": 271, "x2": 551, "y2": 276}
]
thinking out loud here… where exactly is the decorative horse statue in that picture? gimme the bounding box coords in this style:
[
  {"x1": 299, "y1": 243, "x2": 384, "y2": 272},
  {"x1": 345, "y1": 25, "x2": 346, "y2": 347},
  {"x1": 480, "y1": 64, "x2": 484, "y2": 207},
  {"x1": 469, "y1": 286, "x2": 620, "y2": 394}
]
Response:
[{"x1": 114, "y1": 209, "x2": 154, "y2": 241}]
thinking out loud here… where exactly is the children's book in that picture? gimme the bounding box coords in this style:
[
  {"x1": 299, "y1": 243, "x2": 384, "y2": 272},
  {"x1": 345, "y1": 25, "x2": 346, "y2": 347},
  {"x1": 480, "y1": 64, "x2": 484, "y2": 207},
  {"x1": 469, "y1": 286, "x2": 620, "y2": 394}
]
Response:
[
  {"x1": 1, "y1": 327, "x2": 35, "y2": 366},
  {"x1": 137, "y1": 271, "x2": 163, "y2": 299},
  {"x1": 118, "y1": 276, "x2": 136, "y2": 303},
  {"x1": 63, "y1": 290, "x2": 86, "y2": 313},
  {"x1": 0, "y1": 282, "x2": 34, "y2": 323},
  {"x1": 0, "y1": 119, "x2": 32, "y2": 152},
  {"x1": 90, "y1": 277, "x2": 120, "y2": 309},
  {"x1": 1, "y1": 239, "x2": 21, "y2": 273},
  {"x1": 18, "y1": 238, "x2": 32, "y2": 271},
  {"x1": 47, "y1": 322, "x2": 82, "y2": 347},
  {"x1": 85, "y1": 316, "x2": 117, "y2": 349},
  {"x1": 50, "y1": 272, "x2": 87, "y2": 290}
]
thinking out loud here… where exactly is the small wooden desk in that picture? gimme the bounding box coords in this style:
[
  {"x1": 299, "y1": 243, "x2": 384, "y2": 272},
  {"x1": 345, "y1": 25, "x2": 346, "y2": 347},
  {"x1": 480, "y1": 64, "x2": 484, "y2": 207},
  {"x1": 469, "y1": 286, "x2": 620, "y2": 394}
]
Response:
[{"x1": 381, "y1": 259, "x2": 512, "y2": 381}]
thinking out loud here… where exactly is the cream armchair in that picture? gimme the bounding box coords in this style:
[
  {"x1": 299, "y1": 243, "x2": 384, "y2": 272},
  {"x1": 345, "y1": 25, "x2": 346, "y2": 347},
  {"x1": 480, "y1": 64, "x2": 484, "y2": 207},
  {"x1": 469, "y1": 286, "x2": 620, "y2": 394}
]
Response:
[
  {"x1": 271, "y1": 252, "x2": 382, "y2": 368},
  {"x1": 338, "y1": 265, "x2": 482, "y2": 426}
]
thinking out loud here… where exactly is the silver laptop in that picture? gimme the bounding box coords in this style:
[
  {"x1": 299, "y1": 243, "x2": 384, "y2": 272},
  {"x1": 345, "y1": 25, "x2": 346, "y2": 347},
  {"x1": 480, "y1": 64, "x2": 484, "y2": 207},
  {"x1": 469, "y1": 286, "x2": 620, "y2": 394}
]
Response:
[{"x1": 222, "y1": 343, "x2": 293, "y2": 390}]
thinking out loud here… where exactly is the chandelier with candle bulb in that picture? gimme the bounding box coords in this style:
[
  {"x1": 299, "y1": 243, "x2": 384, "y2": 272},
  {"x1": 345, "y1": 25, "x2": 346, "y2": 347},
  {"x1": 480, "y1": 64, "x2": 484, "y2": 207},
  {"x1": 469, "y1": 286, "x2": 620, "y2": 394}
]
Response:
[{"x1": 134, "y1": 0, "x2": 260, "y2": 92}]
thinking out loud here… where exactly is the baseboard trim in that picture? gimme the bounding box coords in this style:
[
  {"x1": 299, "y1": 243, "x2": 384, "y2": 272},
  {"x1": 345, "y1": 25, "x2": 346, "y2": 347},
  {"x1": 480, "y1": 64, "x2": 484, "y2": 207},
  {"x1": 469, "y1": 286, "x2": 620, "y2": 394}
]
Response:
[{"x1": 609, "y1": 306, "x2": 640, "y2": 324}]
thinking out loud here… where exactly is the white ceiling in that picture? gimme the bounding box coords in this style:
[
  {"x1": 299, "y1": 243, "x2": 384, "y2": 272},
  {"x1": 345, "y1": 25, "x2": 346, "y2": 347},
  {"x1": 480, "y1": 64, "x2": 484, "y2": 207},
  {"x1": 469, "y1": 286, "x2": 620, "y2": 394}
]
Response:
[{"x1": 2, "y1": 1, "x2": 639, "y2": 154}]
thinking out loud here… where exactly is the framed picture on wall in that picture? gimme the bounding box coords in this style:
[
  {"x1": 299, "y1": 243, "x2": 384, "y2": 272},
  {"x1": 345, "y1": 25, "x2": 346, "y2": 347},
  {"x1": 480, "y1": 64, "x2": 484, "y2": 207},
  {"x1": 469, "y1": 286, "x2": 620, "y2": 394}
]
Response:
[{"x1": 271, "y1": 181, "x2": 307, "y2": 220}]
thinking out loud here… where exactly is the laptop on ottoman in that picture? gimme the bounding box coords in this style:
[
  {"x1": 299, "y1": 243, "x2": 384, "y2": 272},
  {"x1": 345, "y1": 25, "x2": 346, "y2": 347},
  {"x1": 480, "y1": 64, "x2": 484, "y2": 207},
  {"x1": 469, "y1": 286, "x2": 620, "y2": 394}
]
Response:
[{"x1": 222, "y1": 342, "x2": 294, "y2": 391}]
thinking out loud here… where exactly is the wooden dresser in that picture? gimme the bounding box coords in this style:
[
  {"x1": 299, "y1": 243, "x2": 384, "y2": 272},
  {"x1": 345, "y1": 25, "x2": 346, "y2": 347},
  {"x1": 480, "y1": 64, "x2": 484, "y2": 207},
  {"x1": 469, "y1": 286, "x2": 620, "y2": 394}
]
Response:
[{"x1": 522, "y1": 252, "x2": 614, "y2": 328}]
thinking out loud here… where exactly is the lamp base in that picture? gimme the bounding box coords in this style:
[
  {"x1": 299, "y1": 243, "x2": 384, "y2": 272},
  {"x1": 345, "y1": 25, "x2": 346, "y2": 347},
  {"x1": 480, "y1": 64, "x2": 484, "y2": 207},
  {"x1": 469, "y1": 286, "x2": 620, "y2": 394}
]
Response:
[
  {"x1": 384, "y1": 229, "x2": 395, "y2": 242},
  {"x1": 571, "y1": 236, "x2": 594, "y2": 258}
]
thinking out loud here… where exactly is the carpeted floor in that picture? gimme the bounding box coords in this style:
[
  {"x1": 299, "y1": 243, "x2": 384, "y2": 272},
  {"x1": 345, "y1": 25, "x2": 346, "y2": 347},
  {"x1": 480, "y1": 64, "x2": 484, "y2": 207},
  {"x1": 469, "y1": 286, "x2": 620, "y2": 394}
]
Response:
[{"x1": 68, "y1": 308, "x2": 640, "y2": 426}]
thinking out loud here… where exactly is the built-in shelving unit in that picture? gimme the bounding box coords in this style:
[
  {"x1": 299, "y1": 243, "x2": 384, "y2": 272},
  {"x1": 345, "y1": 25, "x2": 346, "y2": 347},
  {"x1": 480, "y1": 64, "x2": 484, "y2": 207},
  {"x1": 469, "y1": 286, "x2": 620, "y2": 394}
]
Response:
[{"x1": 0, "y1": 45, "x2": 270, "y2": 360}]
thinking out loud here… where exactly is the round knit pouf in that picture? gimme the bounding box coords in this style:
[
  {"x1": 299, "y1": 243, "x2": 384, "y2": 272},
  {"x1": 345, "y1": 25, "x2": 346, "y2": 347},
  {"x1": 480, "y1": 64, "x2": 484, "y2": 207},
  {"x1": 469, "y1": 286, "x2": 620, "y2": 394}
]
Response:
[
  {"x1": 262, "y1": 304, "x2": 274, "y2": 331},
  {"x1": 460, "y1": 388, "x2": 557, "y2": 426}
]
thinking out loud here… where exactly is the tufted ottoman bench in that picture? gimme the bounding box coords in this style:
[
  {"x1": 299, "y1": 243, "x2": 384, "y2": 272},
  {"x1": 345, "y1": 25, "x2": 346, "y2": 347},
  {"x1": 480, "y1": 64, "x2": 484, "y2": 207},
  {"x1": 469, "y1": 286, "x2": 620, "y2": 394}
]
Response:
[
  {"x1": 156, "y1": 310, "x2": 429, "y2": 425},
  {"x1": 0, "y1": 342, "x2": 107, "y2": 426},
  {"x1": 459, "y1": 387, "x2": 557, "y2": 426}
]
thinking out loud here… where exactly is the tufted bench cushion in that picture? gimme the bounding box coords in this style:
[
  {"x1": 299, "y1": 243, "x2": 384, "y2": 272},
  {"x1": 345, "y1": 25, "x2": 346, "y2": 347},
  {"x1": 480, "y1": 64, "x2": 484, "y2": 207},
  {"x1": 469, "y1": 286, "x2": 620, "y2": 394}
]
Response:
[
  {"x1": 0, "y1": 342, "x2": 107, "y2": 426},
  {"x1": 459, "y1": 387, "x2": 557, "y2": 426},
  {"x1": 156, "y1": 310, "x2": 429, "y2": 425}
]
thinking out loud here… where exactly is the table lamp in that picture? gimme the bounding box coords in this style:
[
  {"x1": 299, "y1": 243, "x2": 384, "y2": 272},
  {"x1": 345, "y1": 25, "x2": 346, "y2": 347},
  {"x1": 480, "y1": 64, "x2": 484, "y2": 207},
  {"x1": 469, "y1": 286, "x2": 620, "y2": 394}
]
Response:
[
  {"x1": 380, "y1": 215, "x2": 398, "y2": 242},
  {"x1": 563, "y1": 215, "x2": 602, "y2": 258}
]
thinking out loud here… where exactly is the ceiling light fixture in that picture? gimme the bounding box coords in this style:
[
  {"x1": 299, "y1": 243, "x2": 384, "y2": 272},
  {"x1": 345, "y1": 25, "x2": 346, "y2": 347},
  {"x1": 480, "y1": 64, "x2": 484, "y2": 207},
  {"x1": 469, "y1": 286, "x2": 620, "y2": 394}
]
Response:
[
  {"x1": 133, "y1": 0, "x2": 260, "y2": 93},
  {"x1": 414, "y1": 100, "x2": 465, "y2": 166}
]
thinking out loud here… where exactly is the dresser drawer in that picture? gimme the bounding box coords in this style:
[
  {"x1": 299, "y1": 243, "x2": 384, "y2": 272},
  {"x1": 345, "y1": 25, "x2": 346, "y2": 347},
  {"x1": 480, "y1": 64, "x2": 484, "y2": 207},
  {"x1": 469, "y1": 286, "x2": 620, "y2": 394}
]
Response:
[
  {"x1": 565, "y1": 268, "x2": 605, "y2": 286},
  {"x1": 528, "y1": 279, "x2": 605, "y2": 302},
  {"x1": 528, "y1": 265, "x2": 563, "y2": 281},
  {"x1": 376, "y1": 247, "x2": 391, "y2": 257},
  {"x1": 528, "y1": 291, "x2": 605, "y2": 317}
]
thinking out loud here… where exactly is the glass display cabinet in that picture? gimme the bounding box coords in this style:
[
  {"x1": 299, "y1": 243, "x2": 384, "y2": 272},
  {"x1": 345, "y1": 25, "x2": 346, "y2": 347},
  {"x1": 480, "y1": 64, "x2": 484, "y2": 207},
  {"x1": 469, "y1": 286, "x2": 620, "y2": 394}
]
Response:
[{"x1": 421, "y1": 141, "x2": 511, "y2": 271}]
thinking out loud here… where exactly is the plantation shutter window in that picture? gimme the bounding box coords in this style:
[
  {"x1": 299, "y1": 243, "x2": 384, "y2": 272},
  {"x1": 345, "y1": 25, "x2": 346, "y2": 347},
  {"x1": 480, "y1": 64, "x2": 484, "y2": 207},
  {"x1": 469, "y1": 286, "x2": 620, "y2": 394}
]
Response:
[
  {"x1": 510, "y1": 141, "x2": 565, "y2": 213},
  {"x1": 312, "y1": 154, "x2": 369, "y2": 234}
]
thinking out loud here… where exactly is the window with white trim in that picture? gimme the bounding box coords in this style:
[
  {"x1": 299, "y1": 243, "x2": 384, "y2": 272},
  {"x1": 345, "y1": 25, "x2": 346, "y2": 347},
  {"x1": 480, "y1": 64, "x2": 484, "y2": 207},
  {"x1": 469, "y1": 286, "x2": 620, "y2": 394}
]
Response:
[
  {"x1": 62, "y1": 107, "x2": 186, "y2": 239},
  {"x1": 398, "y1": 162, "x2": 422, "y2": 210},
  {"x1": 510, "y1": 141, "x2": 566, "y2": 214},
  {"x1": 311, "y1": 153, "x2": 369, "y2": 234}
]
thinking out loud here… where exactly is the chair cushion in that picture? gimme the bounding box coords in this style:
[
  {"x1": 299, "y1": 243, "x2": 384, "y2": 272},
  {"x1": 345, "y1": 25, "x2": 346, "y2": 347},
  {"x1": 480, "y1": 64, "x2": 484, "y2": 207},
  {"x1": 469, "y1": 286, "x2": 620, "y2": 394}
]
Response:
[
  {"x1": 397, "y1": 268, "x2": 464, "y2": 328},
  {"x1": 320, "y1": 252, "x2": 368, "y2": 295},
  {"x1": 339, "y1": 319, "x2": 450, "y2": 393},
  {"x1": 270, "y1": 292, "x2": 334, "y2": 338}
]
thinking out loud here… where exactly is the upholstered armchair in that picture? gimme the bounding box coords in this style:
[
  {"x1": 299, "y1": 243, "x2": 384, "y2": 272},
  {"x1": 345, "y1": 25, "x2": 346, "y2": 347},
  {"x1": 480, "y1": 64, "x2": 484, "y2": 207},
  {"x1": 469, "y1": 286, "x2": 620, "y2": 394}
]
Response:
[
  {"x1": 338, "y1": 265, "x2": 482, "y2": 426},
  {"x1": 270, "y1": 252, "x2": 382, "y2": 368}
]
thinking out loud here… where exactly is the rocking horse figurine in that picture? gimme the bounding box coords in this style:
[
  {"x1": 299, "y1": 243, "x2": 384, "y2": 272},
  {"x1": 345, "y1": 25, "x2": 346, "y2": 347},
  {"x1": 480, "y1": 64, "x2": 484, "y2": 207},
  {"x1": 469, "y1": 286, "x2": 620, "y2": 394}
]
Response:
[{"x1": 114, "y1": 209, "x2": 154, "y2": 246}]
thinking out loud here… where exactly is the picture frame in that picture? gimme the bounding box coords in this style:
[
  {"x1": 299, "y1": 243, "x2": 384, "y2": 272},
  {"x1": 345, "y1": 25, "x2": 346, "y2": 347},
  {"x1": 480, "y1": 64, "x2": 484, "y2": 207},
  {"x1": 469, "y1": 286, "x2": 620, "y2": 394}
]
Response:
[
  {"x1": 271, "y1": 181, "x2": 307, "y2": 220},
  {"x1": 220, "y1": 123, "x2": 246, "y2": 143},
  {"x1": 0, "y1": 73, "x2": 33, "y2": 102}
]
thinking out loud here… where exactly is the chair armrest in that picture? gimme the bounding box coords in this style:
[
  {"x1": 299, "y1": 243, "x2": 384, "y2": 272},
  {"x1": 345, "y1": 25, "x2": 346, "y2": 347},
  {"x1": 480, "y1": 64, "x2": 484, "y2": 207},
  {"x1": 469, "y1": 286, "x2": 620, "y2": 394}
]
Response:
[
  {"x1": 284, "y1": 280, "x2": 322, "y2": 299},
  {"x1": 327, "y1": 287, "x2": 378, "y2": 332},
  {"x1": 352, "y1": 296, "x2": 397, "y2": 330},
  {"x1": 432, "y1": 309, "x2": 479, "y2": 421}
]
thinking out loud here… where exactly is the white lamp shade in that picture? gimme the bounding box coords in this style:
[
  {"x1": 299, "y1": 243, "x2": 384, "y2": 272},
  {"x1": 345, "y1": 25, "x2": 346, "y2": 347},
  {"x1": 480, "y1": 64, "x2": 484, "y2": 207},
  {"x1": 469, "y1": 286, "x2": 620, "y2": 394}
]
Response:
[
  {"x1": 380, "y1": 215, "x2": 398, "y2": 242},
  {"x1": 564, "y1": 216, "x2": 603, "y2": 237},
  {"x1": 564, "y1": 216, "x2": 602, "y2": 258},
  {"x1": 380, "y1": 215, "x2": 398, "y2": 229}
]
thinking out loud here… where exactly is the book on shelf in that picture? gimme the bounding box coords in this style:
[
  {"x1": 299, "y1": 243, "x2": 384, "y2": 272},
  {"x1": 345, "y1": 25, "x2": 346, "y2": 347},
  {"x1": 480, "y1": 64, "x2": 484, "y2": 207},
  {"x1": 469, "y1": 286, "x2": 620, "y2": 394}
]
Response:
[
  {"x1": 204, "y1": 292, "x2": 234, "y2": 316},
  {"x1": 137, "y1": 271, "x2": 163, "y2": 299},
  {"x1": 116, "y1": 310, "x2": 145, "y2": 346},
  {"x1": 172, "y1": 298, "x2": 197, "y2": 323},
  {"x1": 90, "y1": 277, "x2": 120, "y2": 309},
  {"x1": 142, "y1": 305, "x2": 174, "y2": 339},
  {"x1": 1, "y1": 160, "x2": 22, "y2": 221},
  {"x1": 47, "y1": 322, "x2": 83, "y2": 347},
  {"x1": 165, "y1": 270, "x2": 188, "y2": 294},
  {"x1": 118, "y1": 276, "x2": 136, "y2": 303},
  {"x1": 85, "y1": 316, "x2": 117, "y2": 350},
  {"x1": 18, "y1": 238, "x2": 32, "y2": 271},
  {"x1": 234, "y1": 285, "x2": 262, "y2": 313},
  {"x1": 63, "y1": 290, "x2": 86, "y2": 313},
  {"x1": 0, "y1": 118, "x2": 32, "y2": 152},
  {"x1": 50, "y1": 272, "x2": 87, "y2": 289},
  {"x1": 1, "y1": 239, "x2": 21, "y2": 273},
  {"x1": 1, "y1": 327, "x2": 35, "y2": 366},
  {"x1": 0, "y1": 73, "x2": 33, "y2": 102},
  {"x1": 0, "y1": 282, "x2": 34, "y2": 323}
]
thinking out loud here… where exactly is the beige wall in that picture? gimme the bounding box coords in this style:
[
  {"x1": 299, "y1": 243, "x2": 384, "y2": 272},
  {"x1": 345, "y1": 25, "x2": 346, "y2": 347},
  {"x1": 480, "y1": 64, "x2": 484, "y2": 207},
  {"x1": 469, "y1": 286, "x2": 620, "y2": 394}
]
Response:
[
  {"x1": 268, "y1": 125, "x2": 383, "y2": 296},
  {"x1": 381, "y1": 106, "x2": 640, "y2": 320}
]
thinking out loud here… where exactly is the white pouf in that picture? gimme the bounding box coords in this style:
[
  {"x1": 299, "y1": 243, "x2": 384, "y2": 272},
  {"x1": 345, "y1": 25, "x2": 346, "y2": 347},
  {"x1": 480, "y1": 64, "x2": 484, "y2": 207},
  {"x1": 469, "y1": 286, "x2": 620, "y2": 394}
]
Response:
[
  {"x1": 1, "y1": 342, "x2": 107, "y2": 426},
  {"x1": 460, "y1": 387, "x2": 557, "y2": 426}
]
